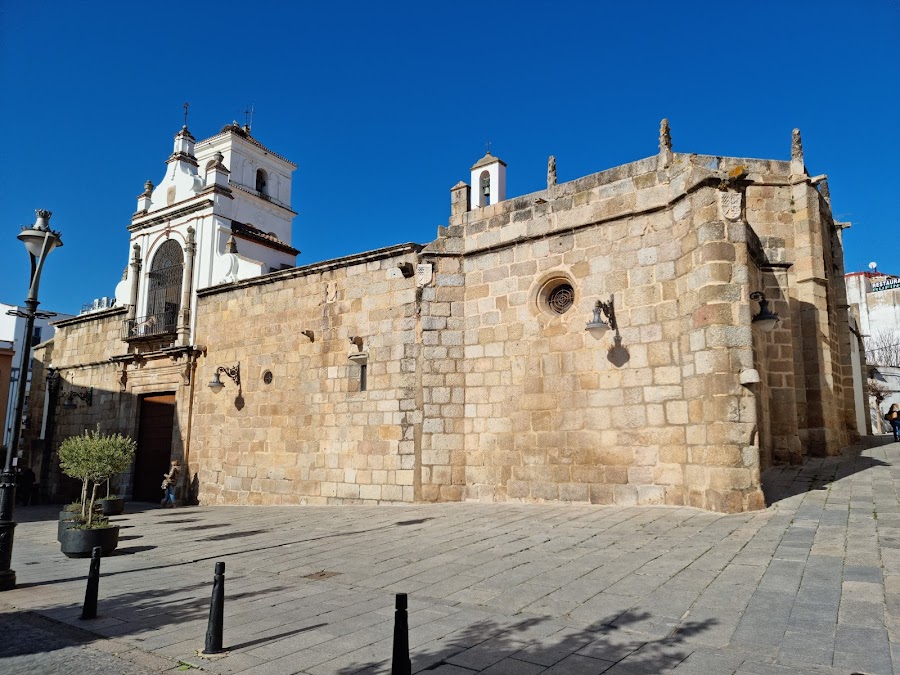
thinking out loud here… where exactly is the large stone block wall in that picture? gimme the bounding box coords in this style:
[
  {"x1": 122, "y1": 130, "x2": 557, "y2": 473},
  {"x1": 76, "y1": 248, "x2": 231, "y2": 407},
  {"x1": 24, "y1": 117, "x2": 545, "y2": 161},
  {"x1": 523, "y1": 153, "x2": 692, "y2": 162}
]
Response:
[
  {"x1": 192, "y1": 245, "x2": 423, "y2": 505},
  {"x1": 743, "y1": 177, "x2": 857, "y2": 458},
  {"x1": 27, "y1": 146, "x2": 861, "y2": 514},
  {"x1": 420, "y1": 158, "x2": 730, "y2": 510},
  {"x1": 30, "y1": 308, "x2": 192, "y2": 501},
  {"x1": 417, "y1": 152, "x2": 857, "y2": 512}
]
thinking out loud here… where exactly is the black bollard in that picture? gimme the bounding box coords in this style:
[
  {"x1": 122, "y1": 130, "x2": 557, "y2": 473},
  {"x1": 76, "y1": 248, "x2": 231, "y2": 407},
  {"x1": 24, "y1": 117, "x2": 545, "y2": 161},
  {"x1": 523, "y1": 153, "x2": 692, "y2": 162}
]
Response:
[
  {"x1": 202, "y1": 561, "x2": 225, "y2": 654},
  {"x1": 80, "y1": 546, "x2": 101, "y2": 620},
  {"x1": 391, "y1": 593, "x2": 411, "y2": 675}
]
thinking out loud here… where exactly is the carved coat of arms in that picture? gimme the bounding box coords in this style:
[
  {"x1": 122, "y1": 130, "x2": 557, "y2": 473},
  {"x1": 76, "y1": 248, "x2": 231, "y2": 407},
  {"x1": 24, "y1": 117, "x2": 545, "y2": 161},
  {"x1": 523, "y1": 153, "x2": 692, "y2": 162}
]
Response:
[{"x1": 719, "y1": 192, "x2": 742, "y2": 221}]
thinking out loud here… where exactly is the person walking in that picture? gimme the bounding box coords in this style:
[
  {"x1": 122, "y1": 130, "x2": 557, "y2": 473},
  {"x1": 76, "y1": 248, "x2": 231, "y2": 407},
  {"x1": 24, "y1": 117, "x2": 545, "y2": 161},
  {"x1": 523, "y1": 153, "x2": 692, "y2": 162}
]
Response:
[
  {"x1": 161, "y1": 459, "x2": 180, "y2": 508},
  {"x1": 886, "y1": 404, "x2": 900, "y2": 442}
]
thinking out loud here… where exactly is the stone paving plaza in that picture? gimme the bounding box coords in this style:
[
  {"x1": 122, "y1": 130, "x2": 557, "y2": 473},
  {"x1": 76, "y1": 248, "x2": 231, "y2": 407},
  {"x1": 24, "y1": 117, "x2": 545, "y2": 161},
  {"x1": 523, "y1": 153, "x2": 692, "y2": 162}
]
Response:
[{"x1": 2, "y1": 439, "x2": 900, "y2": 674}]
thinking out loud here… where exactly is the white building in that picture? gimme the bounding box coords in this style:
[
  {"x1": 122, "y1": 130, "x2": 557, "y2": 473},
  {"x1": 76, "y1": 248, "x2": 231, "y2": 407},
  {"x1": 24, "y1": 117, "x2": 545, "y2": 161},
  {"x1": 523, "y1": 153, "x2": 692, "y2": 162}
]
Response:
[
  {"x1": 0, "y1": 303, "x2": 73, "y2": 450},
  {"x1": 846, "y1": 268, "x2": 900, "y2": 432},
  {"x1": 112, "y1": 122, "x2": 298, "y2": 346}
]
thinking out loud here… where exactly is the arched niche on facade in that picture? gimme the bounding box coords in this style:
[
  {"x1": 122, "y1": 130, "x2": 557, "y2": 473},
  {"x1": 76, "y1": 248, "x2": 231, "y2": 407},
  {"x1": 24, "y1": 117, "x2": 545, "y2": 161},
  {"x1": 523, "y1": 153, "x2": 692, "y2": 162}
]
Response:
[{"x1": 146, "y1": 240, "x2": 184, "y2": 332}]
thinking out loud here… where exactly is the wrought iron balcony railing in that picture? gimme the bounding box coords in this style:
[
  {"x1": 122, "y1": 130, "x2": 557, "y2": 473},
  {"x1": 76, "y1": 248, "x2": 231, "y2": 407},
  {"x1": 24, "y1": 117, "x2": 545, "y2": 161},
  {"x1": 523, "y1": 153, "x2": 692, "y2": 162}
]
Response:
[{"x1": 122, "y1": 310, "x2": 177, "y2": 341}]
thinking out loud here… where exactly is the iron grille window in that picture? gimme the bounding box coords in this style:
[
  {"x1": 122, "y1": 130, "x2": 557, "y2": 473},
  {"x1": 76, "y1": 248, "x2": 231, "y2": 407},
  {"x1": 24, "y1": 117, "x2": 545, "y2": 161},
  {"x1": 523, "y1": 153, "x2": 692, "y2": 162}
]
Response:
[
  {"x1": 548, "y1": 283, "x2": 574, "y2": 314},
  {"x1": 146, "y1": 240, "x2": 184, "y2": 333}
]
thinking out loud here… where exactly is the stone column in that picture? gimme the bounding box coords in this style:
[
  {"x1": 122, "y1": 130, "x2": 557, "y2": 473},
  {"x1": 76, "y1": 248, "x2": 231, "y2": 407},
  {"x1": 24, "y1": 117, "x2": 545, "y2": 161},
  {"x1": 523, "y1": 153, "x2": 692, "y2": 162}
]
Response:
[
  {"x1": 177, "y1": 227, "x2": 196, "y2": 346},
  {"x1": 127, "y1": 244, "x2": 142, "y2": 322}
]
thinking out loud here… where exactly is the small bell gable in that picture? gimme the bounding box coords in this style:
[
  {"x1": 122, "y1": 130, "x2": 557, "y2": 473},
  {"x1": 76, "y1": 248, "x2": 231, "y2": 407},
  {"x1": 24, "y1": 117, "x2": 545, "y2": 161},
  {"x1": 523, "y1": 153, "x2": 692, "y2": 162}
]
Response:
[{"x1": 470, "y1": 151, "x2": 506, "y2": 208}]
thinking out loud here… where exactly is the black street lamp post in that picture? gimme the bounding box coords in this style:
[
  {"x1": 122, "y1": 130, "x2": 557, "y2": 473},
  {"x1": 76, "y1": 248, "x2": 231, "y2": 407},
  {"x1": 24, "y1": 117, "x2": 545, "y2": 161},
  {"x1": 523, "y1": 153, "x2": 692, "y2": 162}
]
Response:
[{"x1": 0, "y1": 209, "x2": 63, "y2": 591}]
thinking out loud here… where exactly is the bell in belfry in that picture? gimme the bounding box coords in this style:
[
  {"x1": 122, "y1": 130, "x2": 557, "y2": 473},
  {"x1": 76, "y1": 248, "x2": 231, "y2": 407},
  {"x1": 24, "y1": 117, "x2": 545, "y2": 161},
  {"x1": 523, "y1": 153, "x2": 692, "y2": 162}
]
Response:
[{"x1": 481, "y1": 174, "x2": 491, "y2": 199}]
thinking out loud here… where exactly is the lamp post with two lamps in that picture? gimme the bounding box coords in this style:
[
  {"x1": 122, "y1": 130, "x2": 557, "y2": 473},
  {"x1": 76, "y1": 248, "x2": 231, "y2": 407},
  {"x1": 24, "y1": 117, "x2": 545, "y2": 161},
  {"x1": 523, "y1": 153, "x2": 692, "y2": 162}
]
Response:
[{"x1": 0, "y1": 210, "x2": 63, "y2": 591}]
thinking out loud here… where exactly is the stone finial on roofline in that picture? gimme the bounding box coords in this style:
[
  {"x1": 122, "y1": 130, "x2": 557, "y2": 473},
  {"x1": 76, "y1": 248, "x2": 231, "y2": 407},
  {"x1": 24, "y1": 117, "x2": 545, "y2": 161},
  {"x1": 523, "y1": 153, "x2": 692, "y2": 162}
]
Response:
[
  {"x1": 658, "y1": 118, "x2": 673, "y2": 170},
  {"x1": 819, "y1": 178, "x2": 831, "y2": 206},
  {"x1": 791, "y1": 128, "x2": 803, "y2": 160},
  {"x1": 547, "y1": 156, "x2": 557, "y2": 189},
  {"x1": 659, "y1": 119, "x2": 672, "y2": 153},
  {"x1": 791, "y1": 128, "x2": 805, "y2": 175}
]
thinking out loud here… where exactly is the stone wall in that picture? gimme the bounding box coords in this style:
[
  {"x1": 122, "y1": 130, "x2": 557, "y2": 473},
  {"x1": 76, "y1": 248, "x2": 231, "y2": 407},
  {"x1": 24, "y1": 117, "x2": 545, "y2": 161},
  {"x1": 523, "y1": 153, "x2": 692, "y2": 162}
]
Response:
[
  {"x1": 28, "y1": 138, "x2": 861, "y2": 514},
  {"x1": 30, "y1": 307, "x2": 193, "y2": 501},
  {"x1": 415, "y1": 150, "x2": 857, "y2": 512},
  {"x1": 191, "y1": 244, "x2": 423, "y2": 505}
]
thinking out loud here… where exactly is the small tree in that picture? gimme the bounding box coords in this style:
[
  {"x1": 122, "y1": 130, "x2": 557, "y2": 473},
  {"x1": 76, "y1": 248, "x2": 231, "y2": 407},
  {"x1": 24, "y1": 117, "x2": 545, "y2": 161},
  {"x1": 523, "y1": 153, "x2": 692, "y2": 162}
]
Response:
[
  {"x1": 865, "y1": 329, "x2": 900, "y2": 368},
  {"x1": 58, "y1": 426, "x2": 136, "y2": 527}
]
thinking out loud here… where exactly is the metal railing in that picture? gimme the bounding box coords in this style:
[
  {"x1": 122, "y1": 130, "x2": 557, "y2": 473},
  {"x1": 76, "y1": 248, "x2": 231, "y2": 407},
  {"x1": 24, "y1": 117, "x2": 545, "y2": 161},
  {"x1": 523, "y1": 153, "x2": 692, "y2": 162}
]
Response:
[{"x1": 122, "y1": 310, "x2": 177, "y2": 340}]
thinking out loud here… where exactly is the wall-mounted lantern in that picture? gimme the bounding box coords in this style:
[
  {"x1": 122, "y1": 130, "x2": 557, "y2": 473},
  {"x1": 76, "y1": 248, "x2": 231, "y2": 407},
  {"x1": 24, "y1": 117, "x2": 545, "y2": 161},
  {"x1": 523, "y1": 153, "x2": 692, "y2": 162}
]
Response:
[
  {"x1": 208, "y1": 363, "x2": 241, "y2": 393},
  {"x1": 750, "y1": 291, "x2": 780, "y2": 332},
  {"x1": 585, "y1": 296, "x2": 617, "y2": 339}
]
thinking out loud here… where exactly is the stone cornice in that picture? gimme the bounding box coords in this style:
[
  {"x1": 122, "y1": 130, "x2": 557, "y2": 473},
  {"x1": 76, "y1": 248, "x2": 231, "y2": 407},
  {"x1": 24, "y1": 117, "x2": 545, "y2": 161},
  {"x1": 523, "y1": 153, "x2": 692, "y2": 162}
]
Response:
[
  {"x1": 52, "y1": 306, "x2": 126, "y2": 328},
  {"x1": 166, "y1": 152, "x2": 199, "y2": 167},
  {"x1": 229, "y1": 182, "x2": 297, "y2": 215},
  {"x1": 129, "y1": 197, "x2": 213, "y2": 232},
  {"x1": 198, "y1": 184, "x2": 234, "y2": 200},
  {"x1": 196, "y1": 127, "x2": 297, "y2": 169},
  {"x1": 197, "y1": 243, "x2": 423, "y2": 299}
]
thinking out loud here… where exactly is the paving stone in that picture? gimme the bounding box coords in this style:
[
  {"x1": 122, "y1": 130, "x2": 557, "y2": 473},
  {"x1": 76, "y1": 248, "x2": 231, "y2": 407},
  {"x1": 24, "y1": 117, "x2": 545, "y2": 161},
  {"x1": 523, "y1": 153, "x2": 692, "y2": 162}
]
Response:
[
  {"x1": 832, "y1": 648, "x2": 893, "y2": 674},
  {"x1": 478, "y1": 657, "x2": 546, "y2": 675},
  {"x1": 9, "y1": 446, "x2": 900, "y2": 674}
]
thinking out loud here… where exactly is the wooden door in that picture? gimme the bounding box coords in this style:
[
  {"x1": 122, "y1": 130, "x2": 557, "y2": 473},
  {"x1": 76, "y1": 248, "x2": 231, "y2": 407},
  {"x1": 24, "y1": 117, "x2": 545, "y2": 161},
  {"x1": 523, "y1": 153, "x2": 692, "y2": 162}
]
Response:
[{"x1": 133, "y1": 393, "x2": 176, "y2": 502}]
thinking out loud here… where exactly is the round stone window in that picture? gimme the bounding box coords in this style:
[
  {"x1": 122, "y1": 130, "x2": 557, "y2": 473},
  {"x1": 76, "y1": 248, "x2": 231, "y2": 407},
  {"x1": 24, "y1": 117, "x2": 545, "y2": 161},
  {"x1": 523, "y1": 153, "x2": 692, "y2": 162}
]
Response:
[
  {"x1": 533, "y1": 274, "x2": 578, "y2": 319},
  {"x1": 262, "y1": 370, "x2": 273, "y2": 385}
]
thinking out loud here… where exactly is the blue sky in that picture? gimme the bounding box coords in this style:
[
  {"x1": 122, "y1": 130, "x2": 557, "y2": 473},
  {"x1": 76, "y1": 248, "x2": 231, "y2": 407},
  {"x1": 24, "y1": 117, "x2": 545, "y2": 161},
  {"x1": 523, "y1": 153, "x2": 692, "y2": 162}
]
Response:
[{"x1": 1, "y1": 1, "x2": 897, "y2": 315}]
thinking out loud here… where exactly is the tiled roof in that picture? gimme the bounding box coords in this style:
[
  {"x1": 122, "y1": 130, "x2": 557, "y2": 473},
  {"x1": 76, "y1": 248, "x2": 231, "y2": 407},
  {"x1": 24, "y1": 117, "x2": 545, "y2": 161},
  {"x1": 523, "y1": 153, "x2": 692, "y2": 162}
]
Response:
[{"x1": 230, "y1": 221, "x2": 299, "y2": 256}]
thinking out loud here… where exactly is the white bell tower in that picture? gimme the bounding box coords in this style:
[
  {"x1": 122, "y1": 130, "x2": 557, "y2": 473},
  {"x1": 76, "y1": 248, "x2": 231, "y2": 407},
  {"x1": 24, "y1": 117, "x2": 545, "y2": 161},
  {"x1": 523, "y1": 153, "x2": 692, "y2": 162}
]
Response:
[{"x1": 470, "y1": 152, "x2": 506, "y2": 208}]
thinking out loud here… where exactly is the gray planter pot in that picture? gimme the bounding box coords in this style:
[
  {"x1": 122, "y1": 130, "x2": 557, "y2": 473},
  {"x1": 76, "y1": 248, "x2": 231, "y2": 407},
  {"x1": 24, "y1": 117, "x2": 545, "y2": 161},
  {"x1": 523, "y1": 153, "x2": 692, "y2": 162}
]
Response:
[
  {"x1": 58, "y1": 516, "x2": 84, "y2": 542},
  {"x1": 60, "y1": 525, "x2": 120, "y2": 558},
  {"x1": 100, "y1": 498, "x2": 125, "y2": 516}
]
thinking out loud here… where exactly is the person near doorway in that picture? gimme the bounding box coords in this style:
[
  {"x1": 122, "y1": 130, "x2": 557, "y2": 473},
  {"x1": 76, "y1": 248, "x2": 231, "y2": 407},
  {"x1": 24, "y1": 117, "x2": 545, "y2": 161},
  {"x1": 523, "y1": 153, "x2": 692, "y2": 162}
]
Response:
[
  {"x1": 160, "y1": 459, "x2": 180, "y2": 508},
  {"x1": 886, "y1": 404, "x2": 900, "y2": 442}
]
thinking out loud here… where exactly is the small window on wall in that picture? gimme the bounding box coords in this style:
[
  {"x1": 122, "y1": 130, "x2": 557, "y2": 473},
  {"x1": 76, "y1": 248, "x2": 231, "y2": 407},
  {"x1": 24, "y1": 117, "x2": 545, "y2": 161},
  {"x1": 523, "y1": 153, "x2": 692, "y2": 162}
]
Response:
[
  {"x1": 360, "y1": 364, "x2": 367, "y2": 392},
  {"x1": 256, "y1": 169, "x2": 268, "y2": 196}
]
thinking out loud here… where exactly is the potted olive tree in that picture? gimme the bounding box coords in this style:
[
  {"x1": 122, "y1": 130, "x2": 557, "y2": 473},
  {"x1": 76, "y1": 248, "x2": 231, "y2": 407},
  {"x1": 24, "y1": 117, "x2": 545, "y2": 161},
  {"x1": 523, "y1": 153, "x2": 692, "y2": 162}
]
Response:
[
  {"x1": 58, "y1": 426, "x2": 137, "y2": 557},
  {"x1": 98, "y1": 444, "x2": 134, "y2": 516}
]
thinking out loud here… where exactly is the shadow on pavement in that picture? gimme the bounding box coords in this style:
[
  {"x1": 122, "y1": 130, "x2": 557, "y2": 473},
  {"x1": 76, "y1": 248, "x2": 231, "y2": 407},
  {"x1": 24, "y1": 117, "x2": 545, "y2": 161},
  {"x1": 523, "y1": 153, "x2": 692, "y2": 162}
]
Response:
[
  {"x1": 178, "y1": 522, "x2": 227, "y2": 531},
  {"x1": 0, "y1": 581, "x2": 293, "y2": 659},
  {"x1": 110, "y1": 545, "x2": 157, "y2": 556},
  {"x1": 395, "y1": 518, "x2": 433, "y2": 526},
  {"x1": 762, "y1": 446, "x2": 890, "y2": 506},
  {"x1": 200, "y1": 529, "x2": 270, "y2": 542},
  {"x1": 14, "y1": 505, "x2": 68, "y2": 524},
  {"x1": 332, "y1": 610, "x2": 717, "y2": 674},
  {"x1": 227, "y1": 623, "x2": 328, "y2": 651}
]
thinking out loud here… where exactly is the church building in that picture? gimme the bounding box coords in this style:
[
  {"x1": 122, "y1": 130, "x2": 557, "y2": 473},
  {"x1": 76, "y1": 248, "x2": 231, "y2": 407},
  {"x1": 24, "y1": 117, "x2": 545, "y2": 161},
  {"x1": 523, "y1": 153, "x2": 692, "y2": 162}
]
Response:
[{"x1": 28, "y1": 119, "x2": 865, "y2": 513}]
